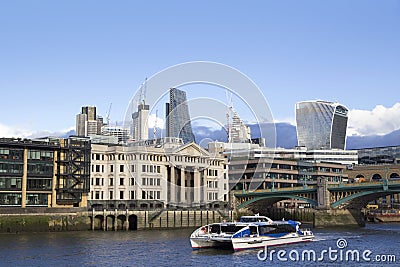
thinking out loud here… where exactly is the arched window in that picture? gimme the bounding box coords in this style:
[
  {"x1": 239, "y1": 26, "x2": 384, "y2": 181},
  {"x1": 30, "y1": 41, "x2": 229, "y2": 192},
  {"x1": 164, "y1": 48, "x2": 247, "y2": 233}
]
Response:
[{"x1": 372, "y1": 174, "x2": 382, "y2": 180}]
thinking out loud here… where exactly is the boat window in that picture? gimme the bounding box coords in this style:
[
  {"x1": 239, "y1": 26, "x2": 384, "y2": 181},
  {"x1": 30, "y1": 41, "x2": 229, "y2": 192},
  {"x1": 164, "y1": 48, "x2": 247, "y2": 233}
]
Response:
[
  {"x1": 220, "y1": 225, "x2": 246, "y2": 234},
  {"x1": 240, "y1": 217, "x2": 268, "y2": 223},
  {"x1": 258, "y1": 226, "x2": 275, "y2": 235},
  {"x1": 210, "y1": 224, "x2": 221, "y2": 234},
  {"x1": 249, "y1": 226, "x2": 258, "y2": 235}
]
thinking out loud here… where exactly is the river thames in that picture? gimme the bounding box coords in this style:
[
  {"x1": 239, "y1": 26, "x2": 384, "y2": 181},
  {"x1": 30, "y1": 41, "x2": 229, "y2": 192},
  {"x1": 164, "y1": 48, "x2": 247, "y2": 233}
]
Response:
[{"x1": 0, "y1": 223, "x2": 399, "y2": 266}]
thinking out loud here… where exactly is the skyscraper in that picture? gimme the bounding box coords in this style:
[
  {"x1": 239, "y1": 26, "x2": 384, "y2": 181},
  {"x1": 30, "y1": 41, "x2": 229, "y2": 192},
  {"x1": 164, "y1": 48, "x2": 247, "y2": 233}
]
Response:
[
  {"x1": 76, "y1": 106, "x2": 102, "y2": 136},
  {"x1": 132, "y1": 103, "x2": 149, "y2": 141},
  {"x1": 166, "y1": 88, "x2": 195, "y2": 144},
  {"x1": 295, "y1": 100, "x2": 348, "y2": 150}
]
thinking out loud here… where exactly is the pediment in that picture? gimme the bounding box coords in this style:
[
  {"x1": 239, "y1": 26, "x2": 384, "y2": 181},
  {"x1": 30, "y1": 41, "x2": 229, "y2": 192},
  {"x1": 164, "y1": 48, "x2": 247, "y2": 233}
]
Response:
[{"x1": 173, "y1": 142, "x2": 210, "y2": 157}]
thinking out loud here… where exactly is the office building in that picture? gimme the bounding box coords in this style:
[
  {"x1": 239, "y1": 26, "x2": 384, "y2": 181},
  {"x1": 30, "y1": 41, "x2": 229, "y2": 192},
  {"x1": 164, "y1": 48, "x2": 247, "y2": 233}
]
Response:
[
  {"x1": 166, "y1": 88, "x2": 195, "y2": 144},
  {"x1": 132, "y1": 103, "x2": 149, "y2": 141},
  {"x1": 0, "y1": 136, "x2": 90, "y2": 208},
  {"x1": 76, "y1": 106, "x2": 103, "y2": 136},
  {"x1": 229, "y1": 111, "x2": 251, "y2": 143},
  {"x1": 296, "y1": 100, "x2": 348, "y2": 150}
]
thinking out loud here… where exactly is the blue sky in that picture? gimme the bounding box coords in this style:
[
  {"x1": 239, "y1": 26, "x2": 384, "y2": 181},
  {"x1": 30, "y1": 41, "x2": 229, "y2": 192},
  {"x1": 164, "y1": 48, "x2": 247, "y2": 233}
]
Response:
[{"x1": 0, "y1": 1, "x2": 399, "y2": 137}]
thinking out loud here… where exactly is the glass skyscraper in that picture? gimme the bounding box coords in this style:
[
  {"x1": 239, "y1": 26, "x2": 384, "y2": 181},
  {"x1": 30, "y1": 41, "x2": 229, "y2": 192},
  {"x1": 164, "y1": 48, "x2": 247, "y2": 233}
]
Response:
[
  {"x1": 166, "y1": 88, "x2": 196, "y2": 144},
  {"x1": 295, "y1": 100, "x2": 348, "y2": 150}
]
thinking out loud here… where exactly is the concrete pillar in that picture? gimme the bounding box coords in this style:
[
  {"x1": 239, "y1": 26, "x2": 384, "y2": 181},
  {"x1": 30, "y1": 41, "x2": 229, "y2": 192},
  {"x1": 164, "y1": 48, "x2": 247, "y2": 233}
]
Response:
[
  {"x1": 170, "y1": 166, "x2": 176, "y2": 204},
  {"x1": 114, "y1": 209, "x2": 118, "y2": 231},
  {"x1": 125, "y1": 209, "x2": 129, "y2": 231},
  {"x1": 102, "y1": 210, "x2": 106, "y2": 231},
  {"x1": 21, "y1": 148, "x2": 28, "y2": 208},
  {"x1": 317, "y1": 177, "x2": 330, "y2": 209},
  {"x1": 180, "y1": 167, "x2": 185, "y2": 204},
  {"x1": 51, "y1": 150, "x2": 58, "y2": 207},
  {"x1": 92, "y1": 209, "x2": 95, "y2": 231},
  {"x1": 194, "y1": 168, "x2": 200, "y2": 204}
]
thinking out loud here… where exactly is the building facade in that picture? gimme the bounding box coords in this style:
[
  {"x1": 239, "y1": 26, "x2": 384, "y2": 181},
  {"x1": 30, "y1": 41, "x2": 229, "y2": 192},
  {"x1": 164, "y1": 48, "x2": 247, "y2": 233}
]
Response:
[
  {"x1": 354, "y1": 145, "x2": 400, "y2": 165},
  {"x1": 166, "y1": 88, "x2": 195, "y2": 144},
  {"x1": 132, "y1": 103, "x2": 149, "y2": 141},
  {"x1": 88, "y1": 138, "x2": 228, "y2": 210},
  {"x1": 0, "y1": 137, "x2": 90, "y2": 208},
  {"x1": 76, "y1": 106, "x2": 103, "y2": 136},
  {"x1": 296, "y1": 100, "x2": 348, "y2": 150}
]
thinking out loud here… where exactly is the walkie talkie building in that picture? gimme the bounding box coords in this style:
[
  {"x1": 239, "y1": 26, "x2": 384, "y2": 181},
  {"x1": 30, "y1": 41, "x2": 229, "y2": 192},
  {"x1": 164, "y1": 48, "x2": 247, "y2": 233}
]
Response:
[{"x1": 295, "y1": 100, "x2": 348, "y2": 150}]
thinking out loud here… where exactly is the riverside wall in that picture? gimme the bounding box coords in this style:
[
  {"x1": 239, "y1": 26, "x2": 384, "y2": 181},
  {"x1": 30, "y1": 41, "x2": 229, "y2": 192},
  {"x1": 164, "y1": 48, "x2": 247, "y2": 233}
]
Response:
[{"x1": 0, "y1": 208, "x2": 234, "y2": 233}]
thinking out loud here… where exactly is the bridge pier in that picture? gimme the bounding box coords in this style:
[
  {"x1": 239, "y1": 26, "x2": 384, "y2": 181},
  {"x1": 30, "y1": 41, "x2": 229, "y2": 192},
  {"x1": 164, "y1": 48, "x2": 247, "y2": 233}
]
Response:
[{"x1": 313, "y1": 209, "x2": 365, "y2": 228}]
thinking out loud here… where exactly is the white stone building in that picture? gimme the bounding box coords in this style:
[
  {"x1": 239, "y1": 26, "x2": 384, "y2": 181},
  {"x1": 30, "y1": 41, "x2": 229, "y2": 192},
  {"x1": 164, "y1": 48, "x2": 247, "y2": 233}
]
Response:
[{"x1": 88, "y1": 138, "x2": 229, "y2": 210}]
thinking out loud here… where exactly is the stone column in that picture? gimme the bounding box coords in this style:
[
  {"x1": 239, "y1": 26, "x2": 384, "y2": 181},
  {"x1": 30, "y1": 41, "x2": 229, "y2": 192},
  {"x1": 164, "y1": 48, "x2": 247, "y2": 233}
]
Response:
[
  {"x1": 180, "y1": 167, "x2": 185, "y2": 204},
  {"x1": 21, "y1": 148, "x2": 28, "y2": 208},
  {"x1": 170, "y1": 165, "x2": 176, "y2": 204},
  {"x1": 194, "y1": 168, "x2": 200, "y2": 204}
]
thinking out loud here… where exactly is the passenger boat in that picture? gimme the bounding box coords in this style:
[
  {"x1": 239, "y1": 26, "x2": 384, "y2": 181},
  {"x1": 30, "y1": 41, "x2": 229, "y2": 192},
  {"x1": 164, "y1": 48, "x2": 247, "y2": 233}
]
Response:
[{"x1": 190, "y1": 214, "x2": 314, "y2": 251}]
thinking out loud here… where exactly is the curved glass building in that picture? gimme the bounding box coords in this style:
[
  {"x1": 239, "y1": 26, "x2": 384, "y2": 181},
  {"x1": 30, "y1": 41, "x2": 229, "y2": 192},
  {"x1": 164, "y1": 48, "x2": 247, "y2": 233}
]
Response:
[{"x1": 295, "y1": 100, "x2": 348, "y2": 150}]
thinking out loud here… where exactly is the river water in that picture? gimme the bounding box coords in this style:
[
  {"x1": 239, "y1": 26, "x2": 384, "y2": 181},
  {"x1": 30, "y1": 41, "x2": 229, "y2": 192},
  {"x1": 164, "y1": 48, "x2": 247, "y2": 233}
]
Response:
[{"x1": 0, "y1": 223, "x2": 399, "y2": 266}]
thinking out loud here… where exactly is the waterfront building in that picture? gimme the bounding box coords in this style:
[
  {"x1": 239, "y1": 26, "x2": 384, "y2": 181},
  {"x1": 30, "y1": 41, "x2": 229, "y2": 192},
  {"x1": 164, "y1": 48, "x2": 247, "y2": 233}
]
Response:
[
  {"x1": 166, "y1": 88, "x2": 195, "y2": 144},
  {"x1": 296, "y1": 100, "x2": 349, "y2": 150},
  {"x1": 88, "y1": 137, "x2": 228, "y2": 210},
  {"x1": 0, "y1": 136, "x2": 90, "y2": 208},
  {"x1": 76, "y1": 106, "x2": 103, "y2": 136}
]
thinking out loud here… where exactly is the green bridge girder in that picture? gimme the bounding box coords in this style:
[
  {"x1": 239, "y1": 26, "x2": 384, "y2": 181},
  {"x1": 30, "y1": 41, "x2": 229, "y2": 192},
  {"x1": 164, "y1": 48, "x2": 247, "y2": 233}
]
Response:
[{"x1": 234, "y1": 180, "x2": 400, "y2": 209}]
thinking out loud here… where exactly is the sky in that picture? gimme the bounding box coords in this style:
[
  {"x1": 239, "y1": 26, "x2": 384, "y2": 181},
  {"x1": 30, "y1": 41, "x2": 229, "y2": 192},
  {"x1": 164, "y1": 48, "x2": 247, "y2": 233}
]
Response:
[{"x1": 0, "y1": 0, "x2": 399, "y2": 138}]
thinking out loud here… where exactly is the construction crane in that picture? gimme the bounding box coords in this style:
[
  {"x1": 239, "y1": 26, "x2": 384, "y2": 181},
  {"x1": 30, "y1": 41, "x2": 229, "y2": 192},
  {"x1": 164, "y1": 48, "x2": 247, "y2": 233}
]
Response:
[
  {"x1": 153, "y1": 109, "x2": 158, "y2": 141},
  {"x1": 106, "y1": 103, "x2": 112, "y2": 126},
  {"x1": 140, "y1": 78, "x2": 147, "y2": 105}
]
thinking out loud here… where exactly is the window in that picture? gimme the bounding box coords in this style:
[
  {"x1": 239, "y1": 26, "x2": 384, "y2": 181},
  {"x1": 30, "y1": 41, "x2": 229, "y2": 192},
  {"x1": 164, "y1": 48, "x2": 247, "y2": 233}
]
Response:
[
  {"x1": 120, "y1": 178, "x2": 124, "y2": 186},
  {"x1": 109, "y1": 178, "x2": 113, "y2": 186},
  {"x1": 130, "y1": 178, "x2": 135, "y2": 186},
  {"x1": 120, "y1": 165, "x2": 124, "y2": 172},
  {"x1": 110, "y1": 165, "x2": 114, "y2": 173},
  {"x1": 95, "y1": 178, "x2": 101, "y2": 186},
  {"x1": 120, "y1": 191, "x2": 124, "y2": 199},
  {"x1": 130, "y1": 191, "x2": 135, "y2": 199},
  {"x1": 110, "y1": 191, "x2": 113, "y2": 200},
  {"x1": 95, "y1": 191, "x2": 100, "y2": 200},
  {"x1": 95, "y1": 165, "x2": 100, "y2": 172}
]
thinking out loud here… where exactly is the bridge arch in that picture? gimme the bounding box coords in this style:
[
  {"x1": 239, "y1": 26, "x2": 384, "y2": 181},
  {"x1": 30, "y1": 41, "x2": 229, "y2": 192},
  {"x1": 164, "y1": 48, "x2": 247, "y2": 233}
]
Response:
[
  {"x1": 390, "y1": 173, "x2": 399, "y2": 178},
  {"x1": 331, "y1": 190, "x2": 399, "y2": 209},
  {"x1": 237, "y1": 194, "x2": 317, "y2": 209}
]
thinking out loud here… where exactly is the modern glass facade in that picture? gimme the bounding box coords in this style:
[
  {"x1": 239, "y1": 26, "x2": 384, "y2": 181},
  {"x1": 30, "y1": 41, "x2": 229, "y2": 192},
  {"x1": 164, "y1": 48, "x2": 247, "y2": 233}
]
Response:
[
  {"x1": 355, "y1": 145, "x2": 400, "y2": 164},
  {"x1": 0, "y1": 137, "x2": 90, "y2": 207},
  {"x1": 166, "y1": 88, "x2": 195, "y2": 144},
  {"x1": 296, "y1": 101, "x2": 348, "y2": 150}
]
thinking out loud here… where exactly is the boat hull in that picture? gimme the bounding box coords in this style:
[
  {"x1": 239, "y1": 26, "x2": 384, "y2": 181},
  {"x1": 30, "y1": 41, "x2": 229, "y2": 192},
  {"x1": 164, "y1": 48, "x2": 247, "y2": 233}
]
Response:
[{"x1": 231, "y1": 233, "x2": 314, "y2": 251}]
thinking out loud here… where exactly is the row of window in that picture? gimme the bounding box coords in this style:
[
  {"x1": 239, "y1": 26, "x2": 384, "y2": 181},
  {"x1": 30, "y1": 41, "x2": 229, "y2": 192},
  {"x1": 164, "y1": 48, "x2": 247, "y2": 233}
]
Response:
[
  {"x1": 207, "y1": 169, "x2": 218, "y2": 177},
  {"x1": 142, "y1": 165, "x2": 161, "y2": 173},
  {"x1": 142, "y1": 178, "x2": 161, "y2": 186},
  {"x1": 92, "y1": 190, "x2": 161, "y2": 200},
  {"x1": 92, "y1": 153, "x2": 166, "y2": 162}
]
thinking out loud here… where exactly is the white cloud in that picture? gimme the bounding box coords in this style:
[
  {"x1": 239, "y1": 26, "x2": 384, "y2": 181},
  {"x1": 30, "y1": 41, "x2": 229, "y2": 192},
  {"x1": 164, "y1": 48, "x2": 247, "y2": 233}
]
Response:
[
  {"x1": 0, "y1": 123, "x2": 33, "y2": 138},
  {"x1": 0, "y1": 123, "x2": 74, "y2": 139},
  {"x1": 147, "y1": 114, "x2": 165, "y2": 129},
  {"x1": 348, "y1": 103, "x2": 400, "y2": 136}
]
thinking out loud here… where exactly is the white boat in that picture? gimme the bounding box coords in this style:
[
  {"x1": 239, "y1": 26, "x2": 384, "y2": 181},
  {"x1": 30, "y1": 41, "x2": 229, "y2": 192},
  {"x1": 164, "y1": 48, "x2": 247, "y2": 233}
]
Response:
[{"x1": 190, "y1": 215, "x2": 314, "y2": 251}]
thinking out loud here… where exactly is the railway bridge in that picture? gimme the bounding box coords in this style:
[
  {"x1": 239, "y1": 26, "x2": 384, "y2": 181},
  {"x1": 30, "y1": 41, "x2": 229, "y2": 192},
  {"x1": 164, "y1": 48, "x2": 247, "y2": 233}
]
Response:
[{"x1": 234, "y1": 178, "x2": 400, "y2": 227}]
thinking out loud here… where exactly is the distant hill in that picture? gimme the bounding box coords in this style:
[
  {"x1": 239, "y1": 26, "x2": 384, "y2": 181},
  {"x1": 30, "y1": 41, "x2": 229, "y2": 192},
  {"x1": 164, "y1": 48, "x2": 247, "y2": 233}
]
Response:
[{"x1": 54, "y1": 123, "x2": 400, "y2": 150}]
